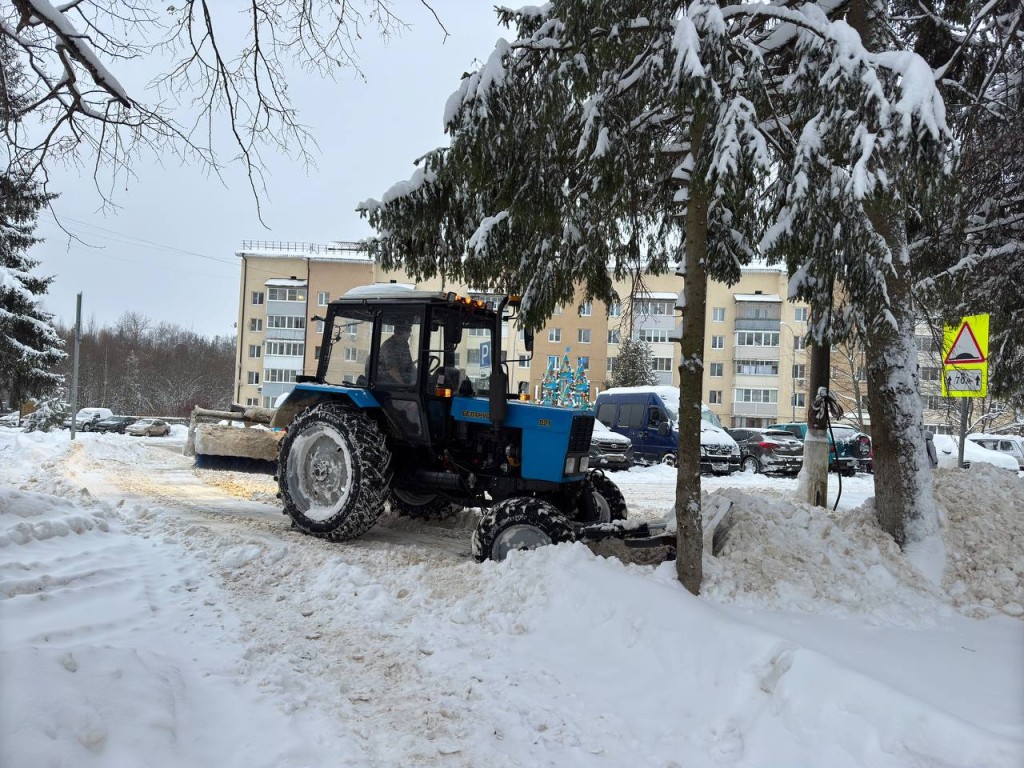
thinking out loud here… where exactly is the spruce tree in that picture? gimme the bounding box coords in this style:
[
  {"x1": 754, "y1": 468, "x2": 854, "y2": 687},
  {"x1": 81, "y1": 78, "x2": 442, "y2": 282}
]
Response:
[{"x1": 610, "y1": 339, "x2": 657, "y2": 388}]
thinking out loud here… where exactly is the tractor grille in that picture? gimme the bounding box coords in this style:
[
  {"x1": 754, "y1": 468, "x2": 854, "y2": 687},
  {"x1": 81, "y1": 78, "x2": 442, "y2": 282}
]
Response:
[{"x1": 568, "y1": 414, "x2": 595, "y2": 453}]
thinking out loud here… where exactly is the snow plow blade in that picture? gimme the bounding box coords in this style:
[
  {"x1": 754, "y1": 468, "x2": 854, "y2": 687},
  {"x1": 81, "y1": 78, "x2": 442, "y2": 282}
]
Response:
[{"x1": 185, "y1": 405, "x2": 282, "y2": 473}]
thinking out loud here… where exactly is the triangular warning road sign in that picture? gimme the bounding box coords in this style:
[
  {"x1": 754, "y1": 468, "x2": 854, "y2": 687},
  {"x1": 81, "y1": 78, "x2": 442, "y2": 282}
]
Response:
[{"x1": 944, "y1": 321, "x2": 986, "y2": 364}]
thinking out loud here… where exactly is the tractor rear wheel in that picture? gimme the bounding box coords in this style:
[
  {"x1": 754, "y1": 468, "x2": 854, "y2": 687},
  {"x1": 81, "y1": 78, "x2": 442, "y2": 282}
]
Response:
[
  {"x1": 472, "y1": 497, "x2": 576, "y2": 562},
  {"x1": 278, "y1": 403, "x2": 392, "y2": 541},
  {"x1": 575, "y1": 471, "x2": 628, "y2": 524},
  {"x1": 389, "y1": 488, "x2": 457, "y2": 521}
]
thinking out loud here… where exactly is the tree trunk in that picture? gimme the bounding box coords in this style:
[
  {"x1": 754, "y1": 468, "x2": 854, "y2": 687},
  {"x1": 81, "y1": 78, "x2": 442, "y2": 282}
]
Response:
[
  {"x1": 862, "y1": 209, "x2": 937, "y2": 545},
  {"x1": 674, "y1": 181, "x2": 709, "y2": 595}
]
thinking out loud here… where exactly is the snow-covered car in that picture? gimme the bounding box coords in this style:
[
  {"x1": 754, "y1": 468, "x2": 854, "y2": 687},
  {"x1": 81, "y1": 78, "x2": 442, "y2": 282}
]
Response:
[
  {"x1": 62, "y1": 407, "x2": 114, "y2": 431},
  {"x1": 933, "y1": 434, "x2": 1020, "y2": 471},
  {"x1": 966, "y1": 433, "x2": 1024, "y2": 471},
  {"x1": 589, "y1": 419, "x2": 633, "y2": 471},
  {"x1": 126, "y1": 418, "x2": 171, "y2": 437}
]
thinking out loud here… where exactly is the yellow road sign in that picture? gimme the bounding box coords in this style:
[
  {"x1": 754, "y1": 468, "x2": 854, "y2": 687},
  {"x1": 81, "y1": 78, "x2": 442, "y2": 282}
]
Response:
[{"x1": 941, "y1": 314, "x2": 989, "y2": 398}]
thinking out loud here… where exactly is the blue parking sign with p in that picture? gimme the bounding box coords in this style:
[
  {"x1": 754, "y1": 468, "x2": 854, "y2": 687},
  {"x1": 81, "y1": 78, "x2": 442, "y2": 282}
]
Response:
[{"x1": 480, "y1": 341, "x2": 491, "y2": 368}]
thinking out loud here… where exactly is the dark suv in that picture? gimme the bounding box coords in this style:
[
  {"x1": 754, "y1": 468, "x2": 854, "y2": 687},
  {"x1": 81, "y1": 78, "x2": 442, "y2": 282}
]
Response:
[
  {"x1": 770, "y1": 422, "x2": 872, "y2": 476},
  {"x1": 727, "y1": 427, "x2": 804, "y2": 475},
  {"x1": 94, "y1": 415, "x2": 137, "y2": 434}
]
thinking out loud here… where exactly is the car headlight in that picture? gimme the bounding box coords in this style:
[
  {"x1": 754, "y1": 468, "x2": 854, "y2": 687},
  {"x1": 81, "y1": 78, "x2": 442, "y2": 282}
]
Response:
[
  {"x1": 564, "y1": 456, "x2": 578, "y2": 474},
  {"x1": 732, "y1": 445, "x2": 740, "y2": 456}
]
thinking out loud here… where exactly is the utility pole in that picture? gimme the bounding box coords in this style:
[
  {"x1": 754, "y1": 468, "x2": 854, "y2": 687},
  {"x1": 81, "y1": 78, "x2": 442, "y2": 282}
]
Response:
[
  {"x1": 804, "y1": 304, "x2": 831, "y2": 508},
  {"x1": 69, "y1": 293, "x2": 82, "y2": 440}
]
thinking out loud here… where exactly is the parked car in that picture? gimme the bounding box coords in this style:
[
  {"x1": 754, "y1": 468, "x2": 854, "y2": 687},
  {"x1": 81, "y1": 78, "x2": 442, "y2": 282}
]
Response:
[
  {"x1": 588, "y1": 419, "x2": 634, "y2": 471},
  {"x1": 770, "y1": 421, "x2": 872, "y2": 476},
  {"x1": 126, "y1": 418, "x2": 171, "y2": 437},
  {"x1": 966, "y1": 433, "x2": 1024, "y2": 471},
  {"x1": 62, "y1": 407, "x2": 115, "y2": 431},
  {"x1": 594, "y1": 386, "x2": 740, "y2": 474},
  {"x1": 934, "y1": 434, "x2": 1020, "y2": 471},
  {"x1": 727, "y1": 427, "x2": 804, "y2": 475},
  {"x1": 94, "y1": 415, "x2": 138, "y2": 434}
]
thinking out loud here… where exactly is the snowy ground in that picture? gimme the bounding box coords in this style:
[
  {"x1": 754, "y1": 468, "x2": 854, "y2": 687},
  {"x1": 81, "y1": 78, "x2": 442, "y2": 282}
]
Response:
[{"x1": 1, "y1": 426, "x2": 1022, "y2": 767}]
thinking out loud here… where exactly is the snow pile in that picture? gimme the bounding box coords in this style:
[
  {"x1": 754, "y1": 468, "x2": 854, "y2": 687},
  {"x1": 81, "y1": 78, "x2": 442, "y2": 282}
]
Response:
[{"x1": 934, "y1": 465, "x2": 1024, "y2": 618}]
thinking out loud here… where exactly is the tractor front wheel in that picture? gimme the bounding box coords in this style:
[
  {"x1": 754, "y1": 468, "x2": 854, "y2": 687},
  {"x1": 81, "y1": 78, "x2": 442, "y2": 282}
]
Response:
[
  {"x1": 278, "y1": 404, "x2": 392, "y2": 541},
  {"x1": 575, "y1": 471, "x2": 628, "y2": 524},
  {"x1": 472, "y1": 497, "x2": 576, "y2": 562}
]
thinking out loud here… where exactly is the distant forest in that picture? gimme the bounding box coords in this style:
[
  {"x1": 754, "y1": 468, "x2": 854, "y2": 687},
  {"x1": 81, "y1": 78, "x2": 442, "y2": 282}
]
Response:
[{"x1": 53, "y1": 312, "x2": 236, "y2": 417}]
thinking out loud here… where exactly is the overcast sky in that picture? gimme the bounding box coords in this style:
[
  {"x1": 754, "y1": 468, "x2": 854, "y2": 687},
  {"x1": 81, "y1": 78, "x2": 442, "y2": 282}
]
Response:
[{"x1": 33, "y1": 2, "x2": 506, "y2": 337}]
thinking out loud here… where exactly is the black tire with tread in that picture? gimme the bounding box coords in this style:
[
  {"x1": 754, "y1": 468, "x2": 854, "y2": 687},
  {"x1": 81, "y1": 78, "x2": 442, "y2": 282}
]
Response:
[
  {"x1": 389, "y1": 488, "x2": 457, "y2": 520},
  {"x1": 472, "y1": 497, "x2": 576, "y2": 562},
  {"x1": 277, "y1": 403, "x2": 392, "y2": 541},
  {"x1": 575, "y1": 471, "x2": 628, "y2": 524},
  {"x1": 741, "y1": 455, "x2": 761, "y2": 474}
]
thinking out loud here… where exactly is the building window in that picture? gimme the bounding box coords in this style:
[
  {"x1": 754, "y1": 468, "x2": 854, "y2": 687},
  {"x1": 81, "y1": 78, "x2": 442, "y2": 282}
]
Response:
[
  {"x1": 636, "y1": 328, "x2": 669, "y2": 344},
  {"x1": 793, "y1": 336, "x2": 806, "y2": 351},
  {"x1": 708, "y1": 390, "x2": 723, "y2": 404},
  {"x1": 712, "y1": 307, "x2": 726, "y2": 322},
  {"x1": 344, "y1": 347, "x2": 358, "y2": 362},
  {"x1": 735, "y1": 359, "x2": 778, "y2": 375},
  {"x1": 244, "y1": 397, "x2": 259, "y2": 406},
  {"x1": 794, "y1": 307, "x2": 808, "y2": 322},
  {"x1": 267, "y1": 315, "x2": 306, "y2": 330},
  {"x1": 249, "y1": 318, "x2": 263, "y2": 332},
  {"x1": 709, "y1": 362, "x2": 724, "y2": 377},
  {"x1": 314, "y1": 346, "x2": 321, "y2": 360},
  {"x1": 265, "y1": 341, "x2": 305, "y2": 356},
  {"x1": 548, "y1": 328, "x2": 561, "y2": 342},
  {"x1": 315, "y1": 320, "x2": 324, "y2": 334},
  {"x1": 609, "y1": 302, "x2": 622, "y2": 317},
  {"x1": 317, "y1": 291, "x2": 330, "y2": 306},
  {"x1": 653, "y1": 357, "x2": 672, "y2": 372},
  {"x1": 711, "y1": 335, "x2": 725, "y2": 349},
  {"x1": 548, "y1": 355, "x2": 559, "y2": 369},
  {"x1": 924, "y1": 395, "x2": 947, "y2": 411},
  {"x1": 735, "y1": 388, "x2": 778, "y2": 403},
  {"x1": 792, "y1": 393, "x2": 806, "y2": 408},
  {"x1": 792, "y1": 363, "x2": 806, "y2": 379},
  {"x1": 262, "y1": 396, "x2": 275, "y2": 408},
  {"x1": 248, "y1": 344, "x2": 262, "y2": 358},
  {"x1": 607, "y1": 356, "x2": 617, "y2": 373},
  {"x1": 736, "y1": 331, "x2": 780, "y2": 347},
  {"x1": 267, "y1": 287, "x2": 307, "y2": 302},
  {"x1": 468, "y1": 348, "x2": 481, "y2": 364},
  {"x1": 553, "y1": 306, "x2": 563, "y2": 315},
  {"x1": 265, "y1": 368, "x2": 298, "y2": 383},
  {"x1": 518, "y1": 357, "x2": 530, "y2": 368},
  {"x1": 920, "y1": 365, "x2": 940, "y2": 382},
  {"x1": 578, "y1": 328, "x2": 591, "y2": 344},
  {"x1": 251, "y1": 291, "x2": 265, "y2": 305},
  {"x1": 607, "y1": 329, "x2": 621, "y2": 344},
  {"x1": 635, "y1": 299, "x2": 674, "y2": 316},
  {"x1": 578, "y1": 356, "x2": 590, "y2": 370},
  {"x1": 579, "y1": 301, "x2": 592, "y2": 317},
  {"x1": 247, "y1": 371, "x2": 260, "y2": 385}
]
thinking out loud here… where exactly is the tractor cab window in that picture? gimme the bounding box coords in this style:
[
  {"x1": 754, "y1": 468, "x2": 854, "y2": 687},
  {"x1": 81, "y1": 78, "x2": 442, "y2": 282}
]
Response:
[
  {"x1": 426, "y1": 309, "x2": 494, "y2": 397},
  {"x1": 376, "y1": 313, "x2": 422, "y2": 388},
  {"x1": 322, "y1": 308, "x2": 374, "y2": 386}
]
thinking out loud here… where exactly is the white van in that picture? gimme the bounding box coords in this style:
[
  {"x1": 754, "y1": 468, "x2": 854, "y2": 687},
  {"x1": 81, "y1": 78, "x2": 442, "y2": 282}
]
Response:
[{"x1": 966, "y1": 433, "x2": 1024, "y2": 471}]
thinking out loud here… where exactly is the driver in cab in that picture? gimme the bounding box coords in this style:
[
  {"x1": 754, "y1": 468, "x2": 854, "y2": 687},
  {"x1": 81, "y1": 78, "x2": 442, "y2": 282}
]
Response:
[{"x1": 378, "y1": 320, "x2": 415, "y2": 385}]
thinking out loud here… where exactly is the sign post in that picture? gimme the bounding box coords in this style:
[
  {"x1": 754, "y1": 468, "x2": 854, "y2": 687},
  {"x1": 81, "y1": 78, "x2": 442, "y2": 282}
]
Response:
[{"x1": 941, "y1": 314, "x2": 989, "y2": 467}]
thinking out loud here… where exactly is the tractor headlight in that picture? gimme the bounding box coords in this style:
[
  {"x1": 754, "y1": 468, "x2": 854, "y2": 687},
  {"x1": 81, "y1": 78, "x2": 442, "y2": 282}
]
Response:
[
  {"x1": 579, "y1": 456, "x2": 589, "y2": 471},
  {"x1": 564, "y1": 456, "x2": 578, "y2": 474}
]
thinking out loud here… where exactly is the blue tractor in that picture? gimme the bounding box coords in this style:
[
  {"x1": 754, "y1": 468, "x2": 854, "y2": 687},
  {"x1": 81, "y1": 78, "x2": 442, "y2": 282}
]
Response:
[{"x1": 270, "y1": 288, "x2": 631, "y2": 561}]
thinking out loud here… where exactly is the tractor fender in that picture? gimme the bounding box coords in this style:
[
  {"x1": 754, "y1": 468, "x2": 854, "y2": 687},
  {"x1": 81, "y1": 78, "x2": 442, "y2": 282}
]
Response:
[{"x1": 271, "y1": 384, "x2": 381, "y2": 430}]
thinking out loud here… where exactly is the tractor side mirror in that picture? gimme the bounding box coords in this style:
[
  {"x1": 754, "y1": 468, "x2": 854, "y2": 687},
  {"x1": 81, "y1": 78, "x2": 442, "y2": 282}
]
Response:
[
  {"x1": 446, "y1": 315, "x2": 463, "y2": 346},
  {"x1": 523, "y1": 328, "x2": 534, "y2": 353}
]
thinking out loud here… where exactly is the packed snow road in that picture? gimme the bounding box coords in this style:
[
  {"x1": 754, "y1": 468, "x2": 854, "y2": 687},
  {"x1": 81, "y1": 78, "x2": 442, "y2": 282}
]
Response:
[{"x1": 2, "y1": 427, "x2": 1022, "y2": 768}]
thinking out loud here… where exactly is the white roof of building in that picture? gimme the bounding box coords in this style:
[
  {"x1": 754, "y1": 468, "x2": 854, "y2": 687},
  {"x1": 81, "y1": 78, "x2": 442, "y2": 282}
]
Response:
[
  {"x1": 265, "y1": 278, "x2": 307, "y2": 287},
  {"x1": 734, "y1": 293, "x2": 782, "y2": 302}
]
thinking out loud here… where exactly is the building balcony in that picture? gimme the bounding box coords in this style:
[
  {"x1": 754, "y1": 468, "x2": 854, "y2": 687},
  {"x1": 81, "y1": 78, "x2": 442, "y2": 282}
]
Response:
[
  {"x1": 734, "y1": 318, "x2": 781, "y2": 331},
  {"x1": 732, "y1": 401, "x2": 780, "y2": 418},
  {"x1": 266, "y1": 327, "x2": 305, "y2": 341},
  {"x1": 733, "y1": 373, "x2": 781, "y2": 389},
  {"x1": 733, "y1": 346, "x2": 780, "y2": 361}
]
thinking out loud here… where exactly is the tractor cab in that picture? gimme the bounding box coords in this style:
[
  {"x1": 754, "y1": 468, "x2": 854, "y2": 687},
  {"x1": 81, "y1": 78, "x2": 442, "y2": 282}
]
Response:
[{"x1": 313, "y1": 288, "x2": 514, "y2": 447}]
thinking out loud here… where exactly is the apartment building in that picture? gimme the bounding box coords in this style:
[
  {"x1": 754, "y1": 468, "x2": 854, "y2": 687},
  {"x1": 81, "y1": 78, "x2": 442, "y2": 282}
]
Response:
[
  {"x1": 234, "y1": 244, "x2": 814, "y2": 420},
  {"x1": 700, "y1": 268, "x2": 810, "y2": 428}
]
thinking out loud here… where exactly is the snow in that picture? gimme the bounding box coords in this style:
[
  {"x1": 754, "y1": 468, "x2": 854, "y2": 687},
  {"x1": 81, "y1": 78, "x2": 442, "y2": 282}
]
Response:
[{"x1": 1, "y1": 427, "x2": 1022, "y2": 767}]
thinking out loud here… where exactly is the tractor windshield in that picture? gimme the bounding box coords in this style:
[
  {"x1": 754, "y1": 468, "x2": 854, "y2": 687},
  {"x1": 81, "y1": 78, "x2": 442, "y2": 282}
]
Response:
[
  {"x1": 321, "y1": 308, "x2": 374, "y2": 386},
  {"x1": 426, "y1": 309, "x2": 494, "y2": 397}
]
